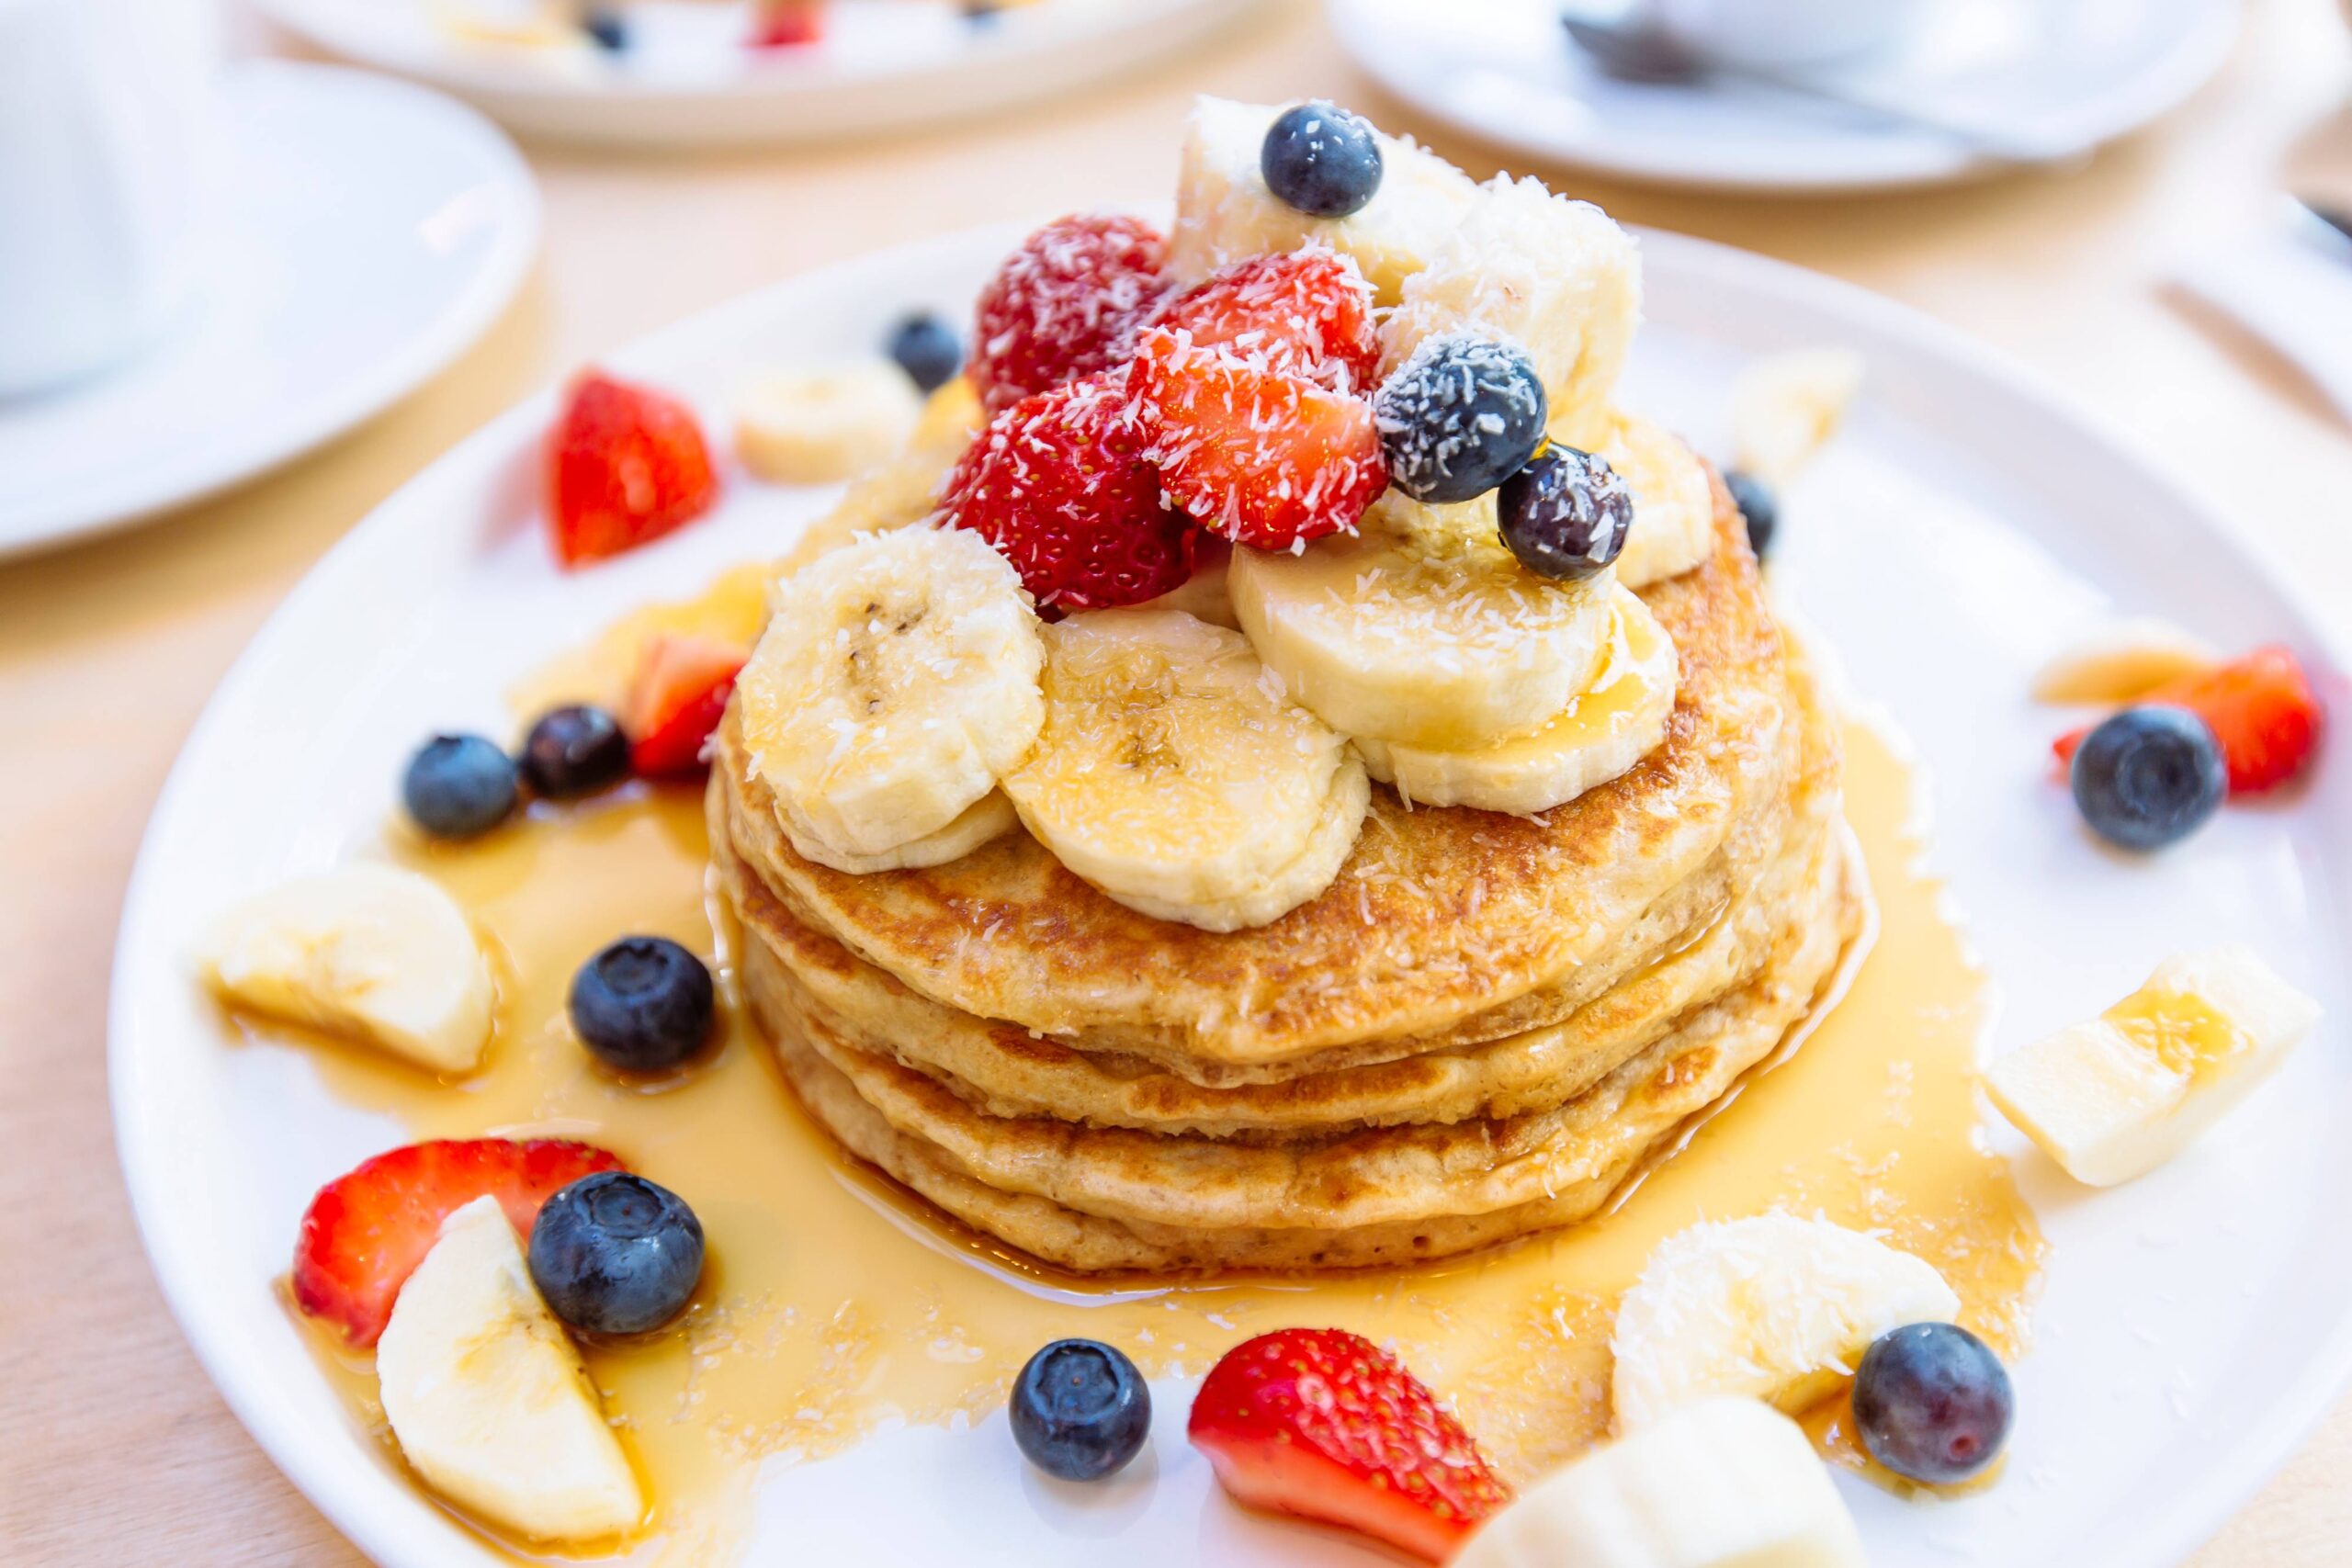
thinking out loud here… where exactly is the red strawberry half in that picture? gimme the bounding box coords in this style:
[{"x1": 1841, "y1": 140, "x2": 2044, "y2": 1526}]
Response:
[
  {"x1": 293, "y1": 1137, "x2": 626, "y2": 1347},
  {"x1": 2053, "y1": 644, "x2": 2323, "y2": 795},
  {"x1": 1132, "y1": 327, "x2": 1388, "y2": 552},
  {"x1": 1148, "y1": 248, "x2": 1380, "y2": 393},
  {"x1": 970, "y1": 214, "x2": 1169, "y2": 413},
  {"x1": 546, "y1": 370, "x2": 719, "y2": 569},
  {"x1": 942, "y1": 370, "x2": 1197, "y2": 613},
  {"x1": 628, "y1": 632, "x2": 747, "y2": 777},
  {"x1": 1188, "y1": 1326, "x2": 1510, "y2": 1564},
  {"x1": 746, "y1": 0, "x2": 825, "y2": 46}
]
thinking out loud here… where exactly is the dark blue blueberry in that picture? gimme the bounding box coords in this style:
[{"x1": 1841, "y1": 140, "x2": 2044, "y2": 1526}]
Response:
[
  {"x1": 520, "y1": 704, "x2": 630, "y2": 799},
  {"x1": 2071, "y1": 705, "x2": 2226, "y2": 852},
  {"x1": 569, "y1": 936, "x2": 716, "y2": 1072},
  {"x1": 1260, "y1": 100, "x2": 1384, "y2": 220},
  {"x1": 1498, "y1": 446, "x2": 1634, "y2": 581},
  {"x1": 580, "y1": 6, "x2": 628, "y2": 51},
  {"x1": 1852, "y1": 1322, "x2": 2014, "y2": 1485},
  {"x1": 401, "y1": 734, "x2": 519, "y2": 840},
  {"x1": 1724, "y1": 468, "x2": 1779, "y2": 560},
  {"x1": 885, "y1": 311, "x2": 964, "y2": 394},
  {"x1": 960, "y1": 0, "x2": 1002, "y2": 20},
  {"x1": 528, "y1": 1172, "x2": 705, "y2": 1336},
  {"x1": 1374, "y1": 333, "x2": 1548, "y2": 505},
  {"x1": 1009, "y1": 1338, "x2": 1150, "y2": 1481}
]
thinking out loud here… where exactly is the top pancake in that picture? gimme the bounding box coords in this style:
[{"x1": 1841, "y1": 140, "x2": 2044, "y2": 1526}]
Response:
[{"x1": 715, "y1": 479, "x2": 1788, "y2": 1069}]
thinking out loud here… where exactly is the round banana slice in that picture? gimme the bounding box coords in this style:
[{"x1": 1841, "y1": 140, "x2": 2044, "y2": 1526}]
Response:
[
  {"x1": 1353, "y1": 583, "x2": 1677, "y2": 815},
  {"x1": 740, "y1": 525, "x2": 1044, "y2": 868},
  {"x1": 1596, "y1": 411, "x2": 1714, "y2": 590},
  {"x1": 1003, "y1": 609, "x2": 1368, "y2": 933},
  {"x1": 1228, "y1": 492, "x2": 1616, "y2": 750},
  {"x1": 735, "y1": 362, "x2": 922, "y2": 486},
  {"x1": 778, "y1": 789, "x2": 1019, "y2": 876}
]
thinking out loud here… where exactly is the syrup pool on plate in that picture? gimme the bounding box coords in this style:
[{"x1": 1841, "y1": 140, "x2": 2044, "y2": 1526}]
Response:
[{"x1": 261, "y1": 706, "x2": 2043, "y2": 1560}]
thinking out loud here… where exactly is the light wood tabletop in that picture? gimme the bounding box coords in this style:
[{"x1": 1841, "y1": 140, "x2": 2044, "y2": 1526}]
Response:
[{"x1": 6, "y1": 0, "x2": 2350, "y2": 1561}]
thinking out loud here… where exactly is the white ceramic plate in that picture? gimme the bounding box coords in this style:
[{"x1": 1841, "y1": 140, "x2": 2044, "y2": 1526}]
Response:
[
  {"x1": 112, "y1": 220, "x2": 2352, "y2": 1566},
  {"x1": 253, "y1": 0, "x2": 1259, "y2": 148},
  {"x1": 1329, "y1": 0, "x2": 2239, "y2": 192}
]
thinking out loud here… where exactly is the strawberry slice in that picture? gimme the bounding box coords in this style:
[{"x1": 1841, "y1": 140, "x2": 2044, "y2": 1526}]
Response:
[
  {"x1": 546, "y1": 370, "x2": 719, "y2": 569},
  {"x1": 1188, "y1": 1327, "x2": 1510, "y2": 1564},
  {"x1": 293, "y1": 1137, "x2": 625, "y2": 1347},
  {"x1": 1148, "y1": 249, "x2": 1380, "y2": 393},
  {"x1": 746, "y1": 0, "x2": 825, "y2": 46},
  {"x1": 2053, "y1": 645, "x2": 2323, "y2": 795},
  {"x1": 970, "y1": 214, "x2": 1169, "y2": 413},
  {"x1": 628, "y1": 632, "x2": 746, "y2": 777},
  {"x1": 1132, "y1": 327, "x2": 1388, "y2": 552}
]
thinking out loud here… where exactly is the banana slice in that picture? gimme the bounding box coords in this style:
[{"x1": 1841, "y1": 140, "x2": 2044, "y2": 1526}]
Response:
[
  {"x1": 1985, "y1": 944, "x2": 2319, "y2": 1187},
  {"x1": 736, "y1": 362, "x2": 923, "y2": 486},
  {"x1": 1597, "y1": 412, "x2": 1716, "y2": 589},
  {"x1": 1140, "y1": 536, "x2": 1239, "y2": 629},
  {"x1": 776, "y1": 788, "x2": 1020, "y2": 876},
  {"x1": 1611, "y1": 1213, "x2": 1961, "y2": 1432},
  {"x1": 739, "y1": 525, "x2": 1045, "y2": 870},
  {"x1": 1732, "y1": 348, "x2": 1863, "y2": 490},
  {"x1": 2030, "y1": 615, "x2": 2219, "y2": 704},
  {"x1": 1002, "y1": 608, "x2": 1368, "y2": 932},
  {"x1": 1228, "y1": 492, "x2": 1616, "y2": 750},
  {"x1": 1167, "y1": 96, "x2": 1482, "y2": 303},
  {"x1": 1354, "y1": 583, "x2": 1677, "y2": 814},
  {"x1": 378, "y1": 1197, "x2": 644, "y2": 1544},
  {"x1": 196, "y1": 864, "x2": 494, "y2": 1074},
  {"x1": 1457, "y1": 1399, "x2": 1865, "y2": 1568}
]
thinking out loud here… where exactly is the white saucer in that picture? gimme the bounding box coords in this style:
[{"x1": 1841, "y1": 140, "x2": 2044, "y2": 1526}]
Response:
[
  {"x1": 0, "y1": 62, "x2": 537, "y2": 559},
  {"x1": 1329, "y1": 0, "x2": 2240, "y2": 193},
  {"x1": 253, "y1": 0, "x2": 1259, "y2": 149}
]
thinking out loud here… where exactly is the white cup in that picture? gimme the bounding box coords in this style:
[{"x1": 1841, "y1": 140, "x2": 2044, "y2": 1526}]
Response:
[
  {"x1": 1651, "y1": 0, "x2": 1935, "y2": 72},
  {"x1": 0, "y1": 0, "x2": 224, "y2": 397}
]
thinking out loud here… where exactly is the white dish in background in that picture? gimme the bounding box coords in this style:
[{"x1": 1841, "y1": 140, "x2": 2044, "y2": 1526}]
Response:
[
  {"x1": 1329, "y1": 0, "x2": 2239, "y2": 192},
  {"x1": 111, "y1": 220, "x2": 2352, "y2": 1566},
  {"x1": 0, "y1": 62, "x2": 537, "y2": 560},
  {"x1": 252, "y1": 0, "x2": 1260, "y2": 148}
]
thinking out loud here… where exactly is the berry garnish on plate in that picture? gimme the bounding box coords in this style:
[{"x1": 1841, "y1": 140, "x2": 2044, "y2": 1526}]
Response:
[
  {"x1": 1852, "y1": 1322, "x2": 2014, "y2": 1485},
  {"x1": 1260, "y1": 101, "x2": 1384, "y2": 219},
  {"x1": 402, "y1": 733, "x2": 520, "y2": 840},
  {"x1": 1148, "y1": 249, "x2": 1380, "y2": 393},
  {"x1": 1009, "y1": 1339, "x2": 1152, "y2": 1482},
  {"x1": 1188, "y1": 1326, "x2": 1510, "y2": 1563},
  {"x1": 294, "y1": 1137, "x2": 626, "y2": 1347},
  {"x1": 2069, "y1": 705, "x2": 2228, "y2": 851},
  {"x1": 883, "y1": 310, "x2": 964, "y2": 394},
  {"x1": 969, "y1": 214, "x2": 1169, "y2": 413},
  {"x1": 747, "y1": 0, "x2": 825, "y2": 48},
  {"x1": 528, "y1": 1171, "x2": 706, "y2": 1336},
  {"x1": 546, "y1": 370, "x2": 719, "y2": 568},
  {"x1": 1132, "y1": 328, "x2": 1387, "y2": 551},
  {"x1": 1374, "y1": 333, "x2": 1548, "y2": 505},
  {"x1": 580, "y1": 6, "x2": 627, "y2": 51},
  {"x1": 569, "y1": 935, "x2": 716, "y2": 1073},
  {"x1": 519, "y1": 704, "x2": 631, "y2": 799},
  {"x1": 626, "y1": 632, "x2": 746, "y2": 776},
  {"x1": 942, "y1": 371, "x2": 1196, "y2": 613},
  {"x1": 1724, "y1": 468, "x2": 1779, "y2": 559},
  {"x1": 1498, "y1": 446, "x2": 1634, "y2": 581},
  {"x1": 2055, "y1": 644, "x2": 2322, "y2": 796}
]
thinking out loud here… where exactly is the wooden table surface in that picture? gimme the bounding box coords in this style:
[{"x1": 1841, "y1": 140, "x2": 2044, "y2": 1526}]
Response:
[{"x1": 6, "y1": 0, "x2": 2351, "y2": 1561}]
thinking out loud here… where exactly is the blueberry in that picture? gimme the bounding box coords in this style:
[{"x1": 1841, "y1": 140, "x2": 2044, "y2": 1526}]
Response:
[
  {"x1": 569, "y1": 936, "x2": 716, "y2": 1072},
  {"x1": 529, "y1": 1172, "x2": 705, "y2": 1336},
  {"x1": 1498, "y1": 446, "x2": 1634, "y2": 581},
  {"x1": 2071, "y1": 705, "x2": 2226, "y2": 851},
  {"x1": 885, "y1": 311, "x2": 964, "y2": 394},
  {"x1": 519, "y1": 704, "x2": 630, "y2": 799},
  {"x1": 1852, "y1": 1322, "x2": 2014, "y2": 1485},
  {"x1": 401, "y1": 734, "x2": 519, "y2": 840},
  {"x1": 1374, "y1": 333, "x2": 1548, "y2": 505},
  {"x1": 1009, "y1": 1338, "x2": 1150, "y2": 1481},
  {"x1": 580, "y1": 6, "x2": 628, "y2": 51},
  {"x1": 1260, "y1": 100, "x2": 1384, "y2": 219},
  {"x1": 1724, "y1": 468, "x2": 1779, "y2": 560}
]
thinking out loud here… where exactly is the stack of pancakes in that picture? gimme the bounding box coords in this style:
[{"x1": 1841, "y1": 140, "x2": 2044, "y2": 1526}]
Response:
[{"x1": 709, "y1": 490, "x2": 1861, "y2": 1274}]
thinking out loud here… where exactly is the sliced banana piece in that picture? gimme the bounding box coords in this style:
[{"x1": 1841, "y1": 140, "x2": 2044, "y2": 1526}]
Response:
[
  {"x1": 1985, "y1": 943, "x2": 2319, "y2": 1187},
  {"x1": 1457, "y1": 1399, "x2": 1864, "y2": 1568},
  {"x1": 2030, "y1": 615, "x2": 2220, "y2": 704},
  {"x1": 1596, "y1": 412, "x2": 1716, "y2": 589},
  {"x1": 377, "y1": 1197, "x2": 644, "y2": 1544},
  {"x1": 1228, "y1": 492, "x2": 1616, "y2": 750},
  {"x1": 777, "y1": 788, "x2": 1020, "y2": 876},
  {"x1": 1140, "y1": 536, "x2": 1239, "y2": 629},
  {"x1": 740, "y1": 525, "x2": 1044, "y2": 869},
  {"x1": 736, "y1": 361, "x2": 923, "y2": 486},
  {"x1": 1732, "y1": 347, "x2": 1863, "y2": 490},
  {"x1": 196, "y1": 864, "x2": 494, "y2": 1074},
  {"x1": 1002, "y1": 609, "x2": 1367, "y2": 932},
  {"x1": 1611, "y1": 1213, "x2": 1961, "y2": 1432},
  {"x1": 1355, "y1": 583, "x2": 1677, "y2": 814}
]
